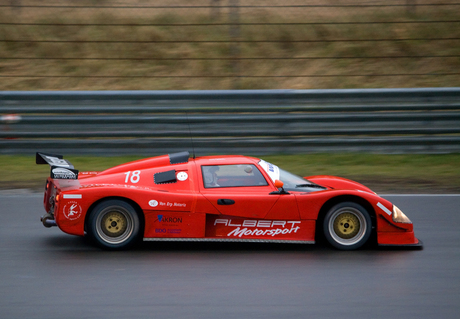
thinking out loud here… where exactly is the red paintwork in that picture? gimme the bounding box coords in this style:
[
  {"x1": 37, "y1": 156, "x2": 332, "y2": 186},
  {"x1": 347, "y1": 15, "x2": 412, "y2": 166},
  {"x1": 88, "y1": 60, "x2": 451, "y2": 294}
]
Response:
[
  {"x1": 307, "y1": 175, "x2": 375, "y2": 194},
  {"x1": 41, "y1": 153, "x2": 421, "y2": 247}
]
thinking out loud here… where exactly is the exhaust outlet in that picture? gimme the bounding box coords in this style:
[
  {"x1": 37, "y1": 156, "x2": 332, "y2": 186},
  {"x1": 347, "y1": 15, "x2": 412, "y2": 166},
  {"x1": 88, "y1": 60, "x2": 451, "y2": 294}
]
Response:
[{"x1": 41, "y1": 214, "x2": 57, "y2": 228}]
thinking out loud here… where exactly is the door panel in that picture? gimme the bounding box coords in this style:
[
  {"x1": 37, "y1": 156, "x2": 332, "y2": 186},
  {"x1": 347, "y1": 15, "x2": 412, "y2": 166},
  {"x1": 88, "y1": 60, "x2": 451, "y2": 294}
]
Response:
[
  {"x1": 265, "y1": 194, "x2": 300, "y2": 220},
  {"x1": 203, "y1": 191, "x2": 278, "y2": 218}
]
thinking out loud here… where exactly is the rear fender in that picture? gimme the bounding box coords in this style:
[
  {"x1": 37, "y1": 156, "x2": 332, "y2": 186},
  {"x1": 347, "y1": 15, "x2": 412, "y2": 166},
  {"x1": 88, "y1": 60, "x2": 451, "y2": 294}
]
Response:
[{"x1": 84, "y1": 196, "x2": 145, "y2": 235}]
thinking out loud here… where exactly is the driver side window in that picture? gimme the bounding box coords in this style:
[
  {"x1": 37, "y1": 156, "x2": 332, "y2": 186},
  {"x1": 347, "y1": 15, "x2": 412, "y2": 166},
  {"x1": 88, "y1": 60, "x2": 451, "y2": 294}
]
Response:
[{"x1": 201, "y1": 164, "x2": 268, "y2": 188}]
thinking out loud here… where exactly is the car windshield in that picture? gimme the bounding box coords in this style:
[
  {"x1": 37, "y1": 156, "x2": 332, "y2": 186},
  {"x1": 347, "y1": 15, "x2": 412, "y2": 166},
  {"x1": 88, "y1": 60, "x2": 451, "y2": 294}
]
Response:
[{"x1": 258, "y1": 160, "x2": 318, "y2": 190}]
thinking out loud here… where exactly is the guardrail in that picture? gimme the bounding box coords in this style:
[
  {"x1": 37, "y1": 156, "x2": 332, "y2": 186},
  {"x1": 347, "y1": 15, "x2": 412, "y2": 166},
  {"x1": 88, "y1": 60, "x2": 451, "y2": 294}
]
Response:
[{"x1": 1, "y1": 88, "x2": 460, "y2": 155}]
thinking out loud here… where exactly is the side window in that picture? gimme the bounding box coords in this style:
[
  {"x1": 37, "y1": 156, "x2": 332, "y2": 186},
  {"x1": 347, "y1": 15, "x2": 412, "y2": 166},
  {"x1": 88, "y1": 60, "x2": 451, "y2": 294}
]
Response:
[{"x1": 202, "y1": 164, "x2": 268, "y2": 188}]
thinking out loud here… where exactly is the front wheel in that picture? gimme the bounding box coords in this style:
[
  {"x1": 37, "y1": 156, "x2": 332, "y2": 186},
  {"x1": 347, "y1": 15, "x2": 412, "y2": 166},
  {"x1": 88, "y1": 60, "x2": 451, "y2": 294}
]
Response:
[
  {"x1": 323, "y1": 202, "x2": 372, "y2": 250},
  {"x1": 88, "y1": 199, "x2": 141, "y2": 250}
]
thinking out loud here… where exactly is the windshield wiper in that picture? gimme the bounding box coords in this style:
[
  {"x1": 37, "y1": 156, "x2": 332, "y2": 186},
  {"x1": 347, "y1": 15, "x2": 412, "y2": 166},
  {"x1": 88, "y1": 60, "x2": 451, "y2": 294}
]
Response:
[{"x1": 295, "y1": 183, "x2": 326, "y2": 189}]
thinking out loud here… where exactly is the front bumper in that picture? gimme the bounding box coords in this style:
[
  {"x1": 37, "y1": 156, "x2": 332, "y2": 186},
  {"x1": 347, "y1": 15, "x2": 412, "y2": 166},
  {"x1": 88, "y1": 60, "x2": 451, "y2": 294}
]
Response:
[{"x1": 378, "y1": 238, "x2": 423, "y2": 250}]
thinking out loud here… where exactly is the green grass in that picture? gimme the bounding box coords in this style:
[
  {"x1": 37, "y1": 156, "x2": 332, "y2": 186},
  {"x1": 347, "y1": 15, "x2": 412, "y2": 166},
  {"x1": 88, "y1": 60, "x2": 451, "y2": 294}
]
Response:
[
  {"x1": 0, "y1": 2, "x2": 459, "y2": 90},
  {"x1": 2, "y1": 153, "x2": 459, "y2": 193}
]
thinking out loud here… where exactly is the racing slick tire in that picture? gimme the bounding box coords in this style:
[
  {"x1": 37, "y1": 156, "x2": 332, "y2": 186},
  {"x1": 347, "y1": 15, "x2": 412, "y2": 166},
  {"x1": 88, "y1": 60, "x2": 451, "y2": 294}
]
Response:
[
  {"x1": 323, "y1": 202, "x2": 372, "y2": 250},
  {"x1": 88, "y1": 199, "x2": 141, "y2": 250}
]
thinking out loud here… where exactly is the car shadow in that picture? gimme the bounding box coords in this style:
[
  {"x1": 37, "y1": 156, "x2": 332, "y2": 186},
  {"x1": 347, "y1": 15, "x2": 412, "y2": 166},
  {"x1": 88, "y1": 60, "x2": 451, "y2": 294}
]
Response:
[
  {"x1": 41, "y1": 233, "x2": 335, "y2": 252},
  {"x1": 40, "y1": 233, "x2": 421, "y2": 254},
  {"x1": 137, "y1": 240, "x2": 330, "y2": 252},
  {"x1": 40, "y1": 233, "x2": 389, "y2": 253}
]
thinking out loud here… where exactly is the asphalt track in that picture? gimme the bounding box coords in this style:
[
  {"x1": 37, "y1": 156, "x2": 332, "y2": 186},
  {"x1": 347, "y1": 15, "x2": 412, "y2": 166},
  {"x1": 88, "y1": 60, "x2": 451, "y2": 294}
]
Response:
[{"x1": 1, "y1": 193, "x2": 459, "y2": 319}]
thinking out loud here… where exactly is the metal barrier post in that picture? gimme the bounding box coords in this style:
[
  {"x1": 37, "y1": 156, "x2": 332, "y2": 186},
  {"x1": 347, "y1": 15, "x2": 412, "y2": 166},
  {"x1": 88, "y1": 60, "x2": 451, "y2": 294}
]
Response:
[{"x1": 229, "y1": 0, "x2": 240, "y2": 89}]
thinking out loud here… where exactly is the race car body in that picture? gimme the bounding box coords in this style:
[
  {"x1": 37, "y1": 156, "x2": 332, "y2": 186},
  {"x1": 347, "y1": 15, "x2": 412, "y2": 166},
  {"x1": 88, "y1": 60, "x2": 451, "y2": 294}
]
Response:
[{"x1": 37, "y1": 151, "x2": 422, "y2": 250}]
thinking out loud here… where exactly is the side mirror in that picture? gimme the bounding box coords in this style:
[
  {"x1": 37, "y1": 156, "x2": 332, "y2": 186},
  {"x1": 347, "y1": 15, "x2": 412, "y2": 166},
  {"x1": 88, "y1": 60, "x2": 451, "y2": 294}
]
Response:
[
  {"x1": 274, "y1": 179, "x2": 284, "y2": 188},
  {"x1": 270, "y1": 180, "x2": 289, "y2": 195}
]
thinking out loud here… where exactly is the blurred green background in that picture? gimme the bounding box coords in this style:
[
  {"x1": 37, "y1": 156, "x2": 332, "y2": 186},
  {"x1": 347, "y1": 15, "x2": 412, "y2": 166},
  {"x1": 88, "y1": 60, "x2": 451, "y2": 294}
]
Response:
[
  {"x1": 1, "y1": 153, "x2": 459, "y2": 193},
  {"x1": 1, "y1": 0, "x2": 459, "y2": 90},
  {"x1": 1, "y1": 1, "x2": 459, "y2": 192}
]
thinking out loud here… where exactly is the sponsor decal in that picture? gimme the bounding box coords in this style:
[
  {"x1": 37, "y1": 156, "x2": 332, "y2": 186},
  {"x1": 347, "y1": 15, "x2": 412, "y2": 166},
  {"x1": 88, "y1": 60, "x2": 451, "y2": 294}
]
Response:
[
  {"x1": 176, "y1": 172, "x2": 188, "y2": 181},
  {"x1": 51, "y1": 167, "x2": 77, "y2": 179},
  {"x1": 63, "y1": 201, "x2": 82, "y2": 220},
  {"x1": 151, "y1": 201, "x2": 187, "y2": 208},
  {"x1": 79, "y1": 171, "x2": 98, "y2": 176},
  {"x1": 157, "y1": 215, "x2": 183, "y2": 224},
  {"x1": 155, "y1": 228, "x2": 182, "y2": 234},
  {"x1": 63, "y1": 194, "x2": 82, "y2": 199},
  {"x1": 258, "y1": 160, "x2": 280, "y2": 182},
  {"x1": 214, "y1": 219, "x2": 301, "y2": 238}
]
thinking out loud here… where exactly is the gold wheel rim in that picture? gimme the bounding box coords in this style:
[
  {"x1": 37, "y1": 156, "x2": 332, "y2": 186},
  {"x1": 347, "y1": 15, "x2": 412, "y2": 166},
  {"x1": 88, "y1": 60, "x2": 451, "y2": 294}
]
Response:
[
  {"x1": 333, "y1": 213, "x2": 360, "y2": 239},
  {"x1": 95, "y1": 204, "x2": 135, "y2": 245},
  {"x1": 101, "y1": 211, "x2": 128, "y2": 238},
  {"x1": 328, "y1": 206, "x2": 368, "y2": 246}
]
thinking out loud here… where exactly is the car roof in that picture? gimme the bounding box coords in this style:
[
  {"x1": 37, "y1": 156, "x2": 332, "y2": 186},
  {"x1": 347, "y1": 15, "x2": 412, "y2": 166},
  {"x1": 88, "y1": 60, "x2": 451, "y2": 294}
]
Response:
[{"x1": 192, "y1": 155, "x2": 261, "y2": 166}]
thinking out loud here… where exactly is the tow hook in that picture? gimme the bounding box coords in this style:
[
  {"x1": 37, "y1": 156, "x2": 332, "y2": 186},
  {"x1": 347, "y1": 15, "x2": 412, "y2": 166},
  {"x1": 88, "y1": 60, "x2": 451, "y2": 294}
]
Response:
[{"x1": 41, "y1": 213, "x2": 57, "y2": 228}]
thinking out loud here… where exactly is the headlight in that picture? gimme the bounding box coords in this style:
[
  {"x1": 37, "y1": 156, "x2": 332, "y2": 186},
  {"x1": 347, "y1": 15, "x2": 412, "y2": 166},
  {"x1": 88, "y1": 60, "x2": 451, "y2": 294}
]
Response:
[{"x1": 393, "y1": 205, "x2": 412, "y2": 224}]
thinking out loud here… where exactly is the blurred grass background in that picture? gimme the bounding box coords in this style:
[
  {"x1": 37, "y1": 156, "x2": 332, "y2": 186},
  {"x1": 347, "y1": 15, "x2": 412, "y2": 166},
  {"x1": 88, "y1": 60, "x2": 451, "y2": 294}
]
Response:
[
  {"x1": 1, "y1": 1, "x2": 459, "y2": 193},
  {"x1": 1, "y1": 153, "x2": 459, "y2": 193},
  {"x1": 0, "y1": 0, "x2": 459, "y2": 90}
]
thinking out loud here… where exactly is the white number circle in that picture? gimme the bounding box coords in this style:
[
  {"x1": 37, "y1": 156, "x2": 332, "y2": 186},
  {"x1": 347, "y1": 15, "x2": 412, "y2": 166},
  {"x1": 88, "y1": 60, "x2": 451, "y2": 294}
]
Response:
[{"x1": 177, "y1": 172, "x2": 188, "y2": 181}]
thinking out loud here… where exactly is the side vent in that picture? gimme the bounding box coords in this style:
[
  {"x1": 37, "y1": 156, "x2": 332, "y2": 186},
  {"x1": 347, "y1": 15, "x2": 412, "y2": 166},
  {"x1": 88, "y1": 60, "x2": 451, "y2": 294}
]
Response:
[
  {"x1": 154, "y1": 170, "x2": 177, "y2": 184},
  {"x1": 169, "y1": 151, "x2": 190, "y2": 165}
]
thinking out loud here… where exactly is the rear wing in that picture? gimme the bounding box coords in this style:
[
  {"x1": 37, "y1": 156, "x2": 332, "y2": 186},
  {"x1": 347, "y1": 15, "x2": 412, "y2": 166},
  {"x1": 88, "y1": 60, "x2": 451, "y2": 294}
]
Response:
[{"x1": 36, "y1": 152, "x2": 79, "y2": 180}]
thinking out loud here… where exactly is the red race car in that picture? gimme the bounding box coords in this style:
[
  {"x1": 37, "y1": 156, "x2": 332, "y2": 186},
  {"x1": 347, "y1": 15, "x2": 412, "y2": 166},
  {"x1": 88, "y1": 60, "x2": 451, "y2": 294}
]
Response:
[{"x1": 37, "y1": 151, "x2": 422, "y2": 251}]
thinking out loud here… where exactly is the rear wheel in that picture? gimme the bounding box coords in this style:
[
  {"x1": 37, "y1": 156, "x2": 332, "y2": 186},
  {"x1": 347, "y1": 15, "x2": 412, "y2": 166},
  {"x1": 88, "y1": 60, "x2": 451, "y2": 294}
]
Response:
[
  {"x1": 88, "y1": 199, "x2": 141, "y2": 250},
  {"x1": 323, "y1": 202, "x2": 372, "y2": 250}
]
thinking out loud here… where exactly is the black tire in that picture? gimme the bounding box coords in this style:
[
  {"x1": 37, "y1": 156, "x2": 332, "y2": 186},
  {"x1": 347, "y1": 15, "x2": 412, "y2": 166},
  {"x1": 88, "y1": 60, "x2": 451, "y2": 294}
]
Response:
[
  {"x1": 323, "y1": 202, "x2": 372, "y2": 250},
  {"x1": 88, "y1": 199, "x2": 141, "y2": 250}
]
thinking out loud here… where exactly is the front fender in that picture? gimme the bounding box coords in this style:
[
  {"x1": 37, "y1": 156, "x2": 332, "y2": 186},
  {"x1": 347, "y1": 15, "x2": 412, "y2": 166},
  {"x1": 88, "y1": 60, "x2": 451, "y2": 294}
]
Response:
[{"x1": 307, "y1": 175, "x2": 375, "y2": 194}]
